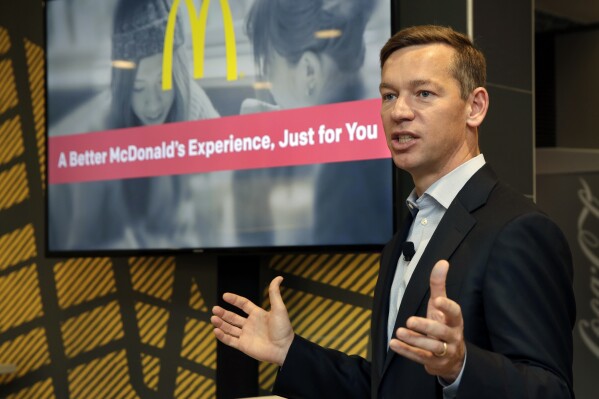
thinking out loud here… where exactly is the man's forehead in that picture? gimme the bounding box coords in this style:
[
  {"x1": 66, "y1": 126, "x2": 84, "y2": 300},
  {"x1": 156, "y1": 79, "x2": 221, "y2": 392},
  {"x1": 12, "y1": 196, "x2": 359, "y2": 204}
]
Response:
[
  {"x1": 386, "y1": 43, "x2": 455, "y2": 64},
  {"x1": 381, "y1": 45, "x2": 454, "y2": 77}
]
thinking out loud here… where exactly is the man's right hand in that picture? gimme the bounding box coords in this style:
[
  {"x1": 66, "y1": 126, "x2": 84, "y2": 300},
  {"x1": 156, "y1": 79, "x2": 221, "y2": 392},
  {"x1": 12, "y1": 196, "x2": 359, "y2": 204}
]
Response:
[{"x1": 211, "y1": 276, "x2": 294, "y2": 366}]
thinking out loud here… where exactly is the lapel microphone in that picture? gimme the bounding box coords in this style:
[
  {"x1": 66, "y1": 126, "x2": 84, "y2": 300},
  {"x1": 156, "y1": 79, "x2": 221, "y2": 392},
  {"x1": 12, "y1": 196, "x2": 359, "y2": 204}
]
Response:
[{"x1": 402, "y1": 241, "x2": 415, "y2": 261}]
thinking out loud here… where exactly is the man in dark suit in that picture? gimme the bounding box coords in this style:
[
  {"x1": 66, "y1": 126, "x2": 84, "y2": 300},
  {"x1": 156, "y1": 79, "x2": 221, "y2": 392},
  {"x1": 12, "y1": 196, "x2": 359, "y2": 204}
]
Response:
[{"x1": 211, "y1": 25, "x2": 576, "y2": 398}]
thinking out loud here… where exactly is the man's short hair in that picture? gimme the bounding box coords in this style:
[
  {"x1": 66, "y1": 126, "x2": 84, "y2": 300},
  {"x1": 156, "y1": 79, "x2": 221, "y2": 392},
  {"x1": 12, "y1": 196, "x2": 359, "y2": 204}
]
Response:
[{"x1": 380, "y1": 25, "x2": 486, "y2": 100}]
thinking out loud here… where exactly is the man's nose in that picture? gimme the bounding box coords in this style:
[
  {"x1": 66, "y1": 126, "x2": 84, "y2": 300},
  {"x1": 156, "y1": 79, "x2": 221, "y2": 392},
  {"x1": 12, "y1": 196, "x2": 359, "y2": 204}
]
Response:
[{"x1": 390, "y1": 96, "x2": 414, "y2": 121}]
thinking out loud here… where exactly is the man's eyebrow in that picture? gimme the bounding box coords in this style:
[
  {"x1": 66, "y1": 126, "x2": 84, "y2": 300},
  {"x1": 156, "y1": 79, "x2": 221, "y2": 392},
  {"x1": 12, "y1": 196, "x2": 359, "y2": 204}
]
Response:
[
  {"x1": 409, "y1": 79, "x2": 437, "y2": 89},
  {"x1": 379, "y1": 79, "x2": 441, "y2": 91},
  {"x1": 379, "y1": 82, "x2": 394, "y2": 91}
]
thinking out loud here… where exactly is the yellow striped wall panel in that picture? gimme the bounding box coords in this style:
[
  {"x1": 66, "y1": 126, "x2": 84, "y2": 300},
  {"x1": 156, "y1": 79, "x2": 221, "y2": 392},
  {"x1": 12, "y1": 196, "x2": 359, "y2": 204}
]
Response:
[
  {"x1": 0, "y1": 224, "x2": 37, "y2": 271},
  {"x1": 135, "y1": 302, "x2": 169, "y2": 349},
  {"x1": 259, "y1": 361, "x2": 278, "y2": 393},
  {"x1": 68, "y1": 350, "x2": 138, "y2": 399},
  {"x1": 175, "y1": 367, "x2": 216, "y2": 399},
  {"x1": 5, "y1": 378, "x2": 55, "y2": 399},
  {"x1": 262, "y1": 294, "x2": 369, "y2": 389},
  {"x1": 266, "y1": 254, "x2": 377, "y2": 398},
  {"x1": 54, "y1": 257, "x2": 116, "y2": 309},
  {"x1": 259, "y1": 283, "x2": 372, "y2": 392},
  {"x1": 271, "y1": 253, "x2": 380, "y2": 296},
  {"x1": 0, "y1": 163, "x2": 29, "y2": 210},
  {"x1": 61, "y1": 301, "x2": 124, "y2": 358},
  {"x1": 180, "y1": 318, "x2": 216, "y2": 370},
  {"x1": 141, "y1": 353, "x2": 160, "y2": 392},
  {"x1": 0, "y1": 328, "x2": 50, "y2": 383},
  {"x1": 0, "y1": 115, "x2": 24, "y2": 165},
  {"x1": 0, "y1": 59, "x2": 18, "y2": 114},
  {"x1": 129, "y1": 257, "x2": 175, "y2": 302},
  {"x1": 23, "y1": 39, "x2": 45, "y2": 190},
  {"x1": 0, "y1": 264, "x2": 43, "y2": 333},
  {"x1": 0, "y1": 26, "x2": 10, "y2": 55},
  {"x1": 189, "y1": 277, "x2": 208, "y2": 311}
]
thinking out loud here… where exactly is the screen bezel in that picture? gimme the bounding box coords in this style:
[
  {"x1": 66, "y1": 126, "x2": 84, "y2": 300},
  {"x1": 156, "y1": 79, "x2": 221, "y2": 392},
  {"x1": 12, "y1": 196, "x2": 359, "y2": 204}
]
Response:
[{"x1": 43, "y1": 0, "x2": 401, "y2": 257}]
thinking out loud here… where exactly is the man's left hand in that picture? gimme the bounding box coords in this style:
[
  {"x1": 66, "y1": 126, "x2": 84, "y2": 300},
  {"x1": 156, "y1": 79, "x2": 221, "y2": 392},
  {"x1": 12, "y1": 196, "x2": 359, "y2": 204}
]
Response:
[{"x1": 389, "y1": 260, "x2": 466, "y2": 382}]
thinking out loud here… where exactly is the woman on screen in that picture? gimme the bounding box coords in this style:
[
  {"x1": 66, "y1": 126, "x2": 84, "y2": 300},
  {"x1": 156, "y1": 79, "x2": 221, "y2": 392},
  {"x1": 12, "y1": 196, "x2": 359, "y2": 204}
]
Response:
[
  {"x1": 104, "y1": 0, "x2": 224, "y2": 249},
  {"x1": 108, "y1": 0, "x2": 219, "y2": 129},
  {"x1": 232, "y1": 0, "x2": 392, "y2": 246},
  {"x1": 243, "y1": 0, "x2": 374, "y2": 112},
  {"x1": 49, "y1": 0, "x2": 223, "y2": 250}
]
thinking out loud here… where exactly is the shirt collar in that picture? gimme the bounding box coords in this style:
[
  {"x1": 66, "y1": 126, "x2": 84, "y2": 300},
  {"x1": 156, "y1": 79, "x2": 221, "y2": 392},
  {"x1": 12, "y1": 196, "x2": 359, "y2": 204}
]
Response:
[{"x1": 406, "y1": 154, "x2": 486, "y2": 213}]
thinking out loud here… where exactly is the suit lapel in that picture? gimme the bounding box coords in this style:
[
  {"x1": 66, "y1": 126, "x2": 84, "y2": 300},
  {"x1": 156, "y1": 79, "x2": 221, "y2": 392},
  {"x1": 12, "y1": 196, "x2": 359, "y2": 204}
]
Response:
[
  {"x1": 372, "y1": 213, "x2": 413, "y2": 378},
  {"x1": 380, "y1": 165, "x2": 498, "y2": 377}
]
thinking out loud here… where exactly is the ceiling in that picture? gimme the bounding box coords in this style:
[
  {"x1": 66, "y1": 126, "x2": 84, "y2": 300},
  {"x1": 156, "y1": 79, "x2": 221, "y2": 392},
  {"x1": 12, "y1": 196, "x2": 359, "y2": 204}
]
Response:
[{"x1": 536, "y1": 0, "x2": 599, "y2": 25}]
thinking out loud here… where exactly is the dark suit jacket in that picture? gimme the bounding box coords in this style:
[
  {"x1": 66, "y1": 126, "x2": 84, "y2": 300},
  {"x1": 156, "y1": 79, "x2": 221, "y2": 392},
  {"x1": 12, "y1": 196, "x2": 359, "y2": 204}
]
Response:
[{"x1": 273, "y1": 165, "x2": 576, "y2": 398}]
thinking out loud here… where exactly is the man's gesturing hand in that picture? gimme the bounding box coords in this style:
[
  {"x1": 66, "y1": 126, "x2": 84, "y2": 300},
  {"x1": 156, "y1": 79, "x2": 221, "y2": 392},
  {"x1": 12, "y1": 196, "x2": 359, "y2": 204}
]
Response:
[
  {"x1": 389, "y1": 260, "x2": 466, "y2": 382},
  {"x1": 211, "y1": 276, "x2": 294, "y2": 366}
]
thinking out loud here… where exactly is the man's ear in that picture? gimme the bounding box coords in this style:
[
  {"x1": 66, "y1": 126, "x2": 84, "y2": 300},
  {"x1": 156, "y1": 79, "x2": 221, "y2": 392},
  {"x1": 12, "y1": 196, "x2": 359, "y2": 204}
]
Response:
[
  {"x1": 466, "y1": 87, "x2": 489, "y2": 128},
  {"x1": 297, "y1": 51, "x2": 322, "y2": 99}
]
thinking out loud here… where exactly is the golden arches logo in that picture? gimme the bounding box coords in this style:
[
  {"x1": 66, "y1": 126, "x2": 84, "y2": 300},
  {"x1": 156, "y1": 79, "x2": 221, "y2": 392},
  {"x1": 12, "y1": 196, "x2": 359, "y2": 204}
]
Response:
[{"x1": 162, "y1": 0, "x2": 238, "y2": 91}]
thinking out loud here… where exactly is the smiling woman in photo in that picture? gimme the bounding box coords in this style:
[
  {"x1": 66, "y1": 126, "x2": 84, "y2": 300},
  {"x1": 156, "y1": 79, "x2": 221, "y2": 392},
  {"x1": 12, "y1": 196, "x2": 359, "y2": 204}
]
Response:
[{"x1": 49, "y1": 0, "x2": 223, "y2": 250}]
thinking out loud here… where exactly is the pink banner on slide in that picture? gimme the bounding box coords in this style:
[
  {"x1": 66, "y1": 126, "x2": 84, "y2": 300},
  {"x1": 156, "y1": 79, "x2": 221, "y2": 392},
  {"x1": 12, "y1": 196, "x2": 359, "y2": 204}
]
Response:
[{"x1": 48, "y1": 98, "x2": 391, "y2": 184}]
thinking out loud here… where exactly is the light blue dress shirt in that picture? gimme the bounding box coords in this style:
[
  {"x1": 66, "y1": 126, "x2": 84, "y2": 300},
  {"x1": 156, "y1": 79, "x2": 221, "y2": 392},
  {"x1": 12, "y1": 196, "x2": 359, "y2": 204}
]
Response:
[{"x1": 387, "y1": 154, "x2": 486, "y2": 398}]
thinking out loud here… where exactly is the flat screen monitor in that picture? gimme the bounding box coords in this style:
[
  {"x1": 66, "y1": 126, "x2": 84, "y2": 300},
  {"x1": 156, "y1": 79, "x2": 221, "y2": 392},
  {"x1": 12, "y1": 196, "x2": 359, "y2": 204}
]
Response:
[{"x1": 45, "y1": 0, "x2": 394, "y2": 254}]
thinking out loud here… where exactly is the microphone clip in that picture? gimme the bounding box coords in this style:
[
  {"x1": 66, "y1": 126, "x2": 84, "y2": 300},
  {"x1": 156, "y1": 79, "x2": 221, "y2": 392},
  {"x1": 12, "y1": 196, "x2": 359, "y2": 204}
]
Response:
[{"x1": 402, "y1": 241, "x2": 415, "y2": 262}]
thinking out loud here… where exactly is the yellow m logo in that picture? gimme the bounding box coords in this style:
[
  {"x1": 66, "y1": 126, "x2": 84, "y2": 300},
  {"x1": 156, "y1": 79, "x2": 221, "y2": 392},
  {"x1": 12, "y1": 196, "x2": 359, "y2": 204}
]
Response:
[{"x1": 163, "y1": 0, "x2": 238, "y2": 91}]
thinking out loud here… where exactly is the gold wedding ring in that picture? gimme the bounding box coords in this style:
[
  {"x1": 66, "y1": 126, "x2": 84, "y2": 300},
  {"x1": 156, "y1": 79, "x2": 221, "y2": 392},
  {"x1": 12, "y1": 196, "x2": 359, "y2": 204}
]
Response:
[{"x1": 434, "y1": 341, "x2": 448, "y2": 357}]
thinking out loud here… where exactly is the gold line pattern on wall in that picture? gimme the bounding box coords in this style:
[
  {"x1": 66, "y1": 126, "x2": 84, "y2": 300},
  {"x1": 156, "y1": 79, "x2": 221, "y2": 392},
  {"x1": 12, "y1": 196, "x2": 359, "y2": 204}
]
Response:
[
  {"x1": 129, "y1": 257, "x2": 175, "y2": 302},
  {"x1": 259, "y1": 361, "x2": 277, "y2": 393},
  {"x1": 0, "y1": 163, "x2": 30, "y2": 210},
  {"x1": 0, "y1": 115, "x2": 24, "y2": 165},
  {"x1": 175, "y1": 367, "x2": 216, "y2": 399},
  {"x1": 23, "y1": 39, "x2": 45, "y2": 191},
  {"x1": 135, "y1": 302, "x2": 169, "y2": 349},
  {"x1": 0, "y1": 59, "x2": 18, "y2": 114},
  {"x1": 189, "y1": 277, "x2": 208, "y2": 311},
  {"x1": 259, "y1": 287, "x2": 372, "y2": 391},
  {"x1": 0, "y1": 224, "x2": 37, "y2": 271},
  {"x1": 141, "y1": 353, "x2": 160, "y2": 392},
  {"x1": 54, "y1": 257, "x2": 116, "y2": 309},
  {"x1": 67, "y1": 350, "x2": 138, "y2": 399},
  {"x1": 270, "y1": 253, "x2": 380, "y2": 296},
  {"x1": 0, "y1": 264, "x2": 44, "y2": 333},
  {"x1": 0, "y1": 26, "x2": 11, "y2": 55},
  {"x1": 180, "y1": 317, "x2": 216, "y2": 370},
  {"x1": 61, "y1": 301, "x2": 124, "y2": 358},
  {"x1": 5, "y1": 378, "x2": 55, "y2": 399},
  {"x1": 0, "y1": 328, "x2": 50, "y2": 383}
]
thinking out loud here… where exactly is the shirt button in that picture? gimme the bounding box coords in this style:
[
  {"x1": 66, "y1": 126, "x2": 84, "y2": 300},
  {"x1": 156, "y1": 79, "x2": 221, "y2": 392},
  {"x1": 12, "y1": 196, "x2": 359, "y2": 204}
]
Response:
[{"x1": 421, "y1": 218, "x2": 428, "y2": 226}]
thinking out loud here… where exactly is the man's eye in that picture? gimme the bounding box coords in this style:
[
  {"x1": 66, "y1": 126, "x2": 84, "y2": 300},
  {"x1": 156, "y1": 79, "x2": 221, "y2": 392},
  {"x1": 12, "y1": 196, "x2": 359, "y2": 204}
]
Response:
[
  {"x1": 419, "y1": 91, "x2": 432, "y2": 98},
  {"x1": 382, "y1": 93, "x2": 396, "y2": 101}
]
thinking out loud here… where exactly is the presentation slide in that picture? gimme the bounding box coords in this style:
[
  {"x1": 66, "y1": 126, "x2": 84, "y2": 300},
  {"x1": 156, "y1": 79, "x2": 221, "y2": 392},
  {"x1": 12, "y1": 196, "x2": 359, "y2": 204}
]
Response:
[{"x1": 46, "y1": 0, "x2": 393, "y2": 252}]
